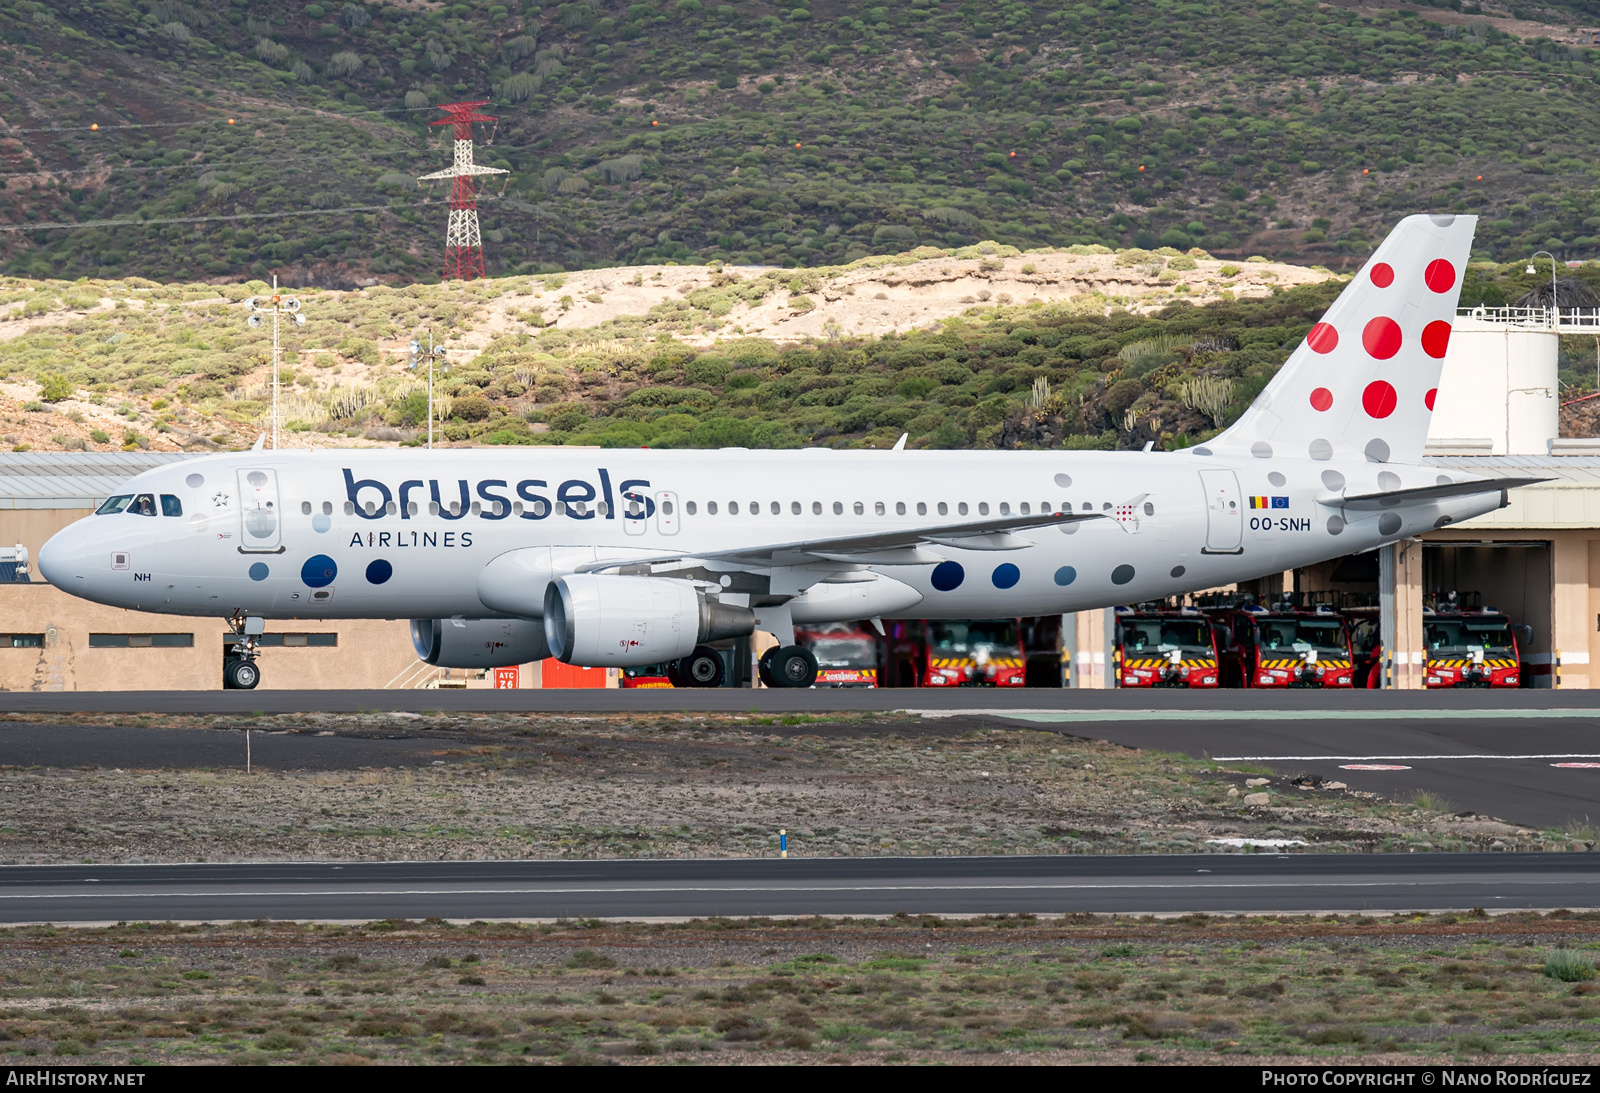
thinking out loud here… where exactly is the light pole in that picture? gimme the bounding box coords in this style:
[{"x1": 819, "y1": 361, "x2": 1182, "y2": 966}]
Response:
[
  {"x1": 408, "y1": 333, "x2": 450, "y2": 449},
  {"x1": 244, "y1": 276, "x2": 305, "y2": 450},
  {"x1": 1526, "y1": 250, "x2": 1560, "y2": 330}
]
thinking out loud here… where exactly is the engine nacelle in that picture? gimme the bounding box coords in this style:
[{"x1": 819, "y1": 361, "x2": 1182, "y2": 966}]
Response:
[
  {"x1": 544, "y1": 575, "x2": 755, "y2": 667},
  {"x1": 410, "y1": 617, "x2": 552, "y2": 669}
]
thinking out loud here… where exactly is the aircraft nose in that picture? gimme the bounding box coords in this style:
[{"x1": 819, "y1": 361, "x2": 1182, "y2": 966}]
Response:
[{"x1": 37, "y1": 525, "x2": 85, "y2": 587}]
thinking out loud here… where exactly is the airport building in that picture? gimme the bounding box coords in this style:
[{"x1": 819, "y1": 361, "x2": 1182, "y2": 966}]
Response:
[{"x1": 3, "y1": 305, "x2": 1598, "y2": 691}]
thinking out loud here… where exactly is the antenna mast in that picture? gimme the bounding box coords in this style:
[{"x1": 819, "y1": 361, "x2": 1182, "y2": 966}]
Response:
[{"x1": 417, "y1": 101, "x2": 508, "y2": 281}]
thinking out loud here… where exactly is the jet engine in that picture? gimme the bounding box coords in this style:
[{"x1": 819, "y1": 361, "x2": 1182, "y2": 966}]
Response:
[
  {"x1": 410, "y1": 617, "x2": 552, "y2": 669},
  {"x1": 544, "y1": 575, "x2": 755, "y2": 667}
]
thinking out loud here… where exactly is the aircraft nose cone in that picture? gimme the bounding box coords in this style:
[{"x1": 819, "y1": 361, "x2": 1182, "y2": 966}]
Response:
[{"x1": 37, "y1": 525, "x2": 85, "y2": 587}]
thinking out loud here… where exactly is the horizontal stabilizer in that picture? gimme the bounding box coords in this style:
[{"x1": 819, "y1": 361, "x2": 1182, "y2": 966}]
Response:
[{"x1": 1318, "y1": 476, "x2": 1549, "y2": 511}]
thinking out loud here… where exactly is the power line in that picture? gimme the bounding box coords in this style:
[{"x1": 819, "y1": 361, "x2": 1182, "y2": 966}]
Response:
[
  {"x1": 0, "y1": 146, "x2": 436, "y2": 182},
  {"x1": 0, "y1": 101, "x2": 503, "y2": 136},
  {"x1": 0, "y1": 196, "x2": 502, "y2": 233}
]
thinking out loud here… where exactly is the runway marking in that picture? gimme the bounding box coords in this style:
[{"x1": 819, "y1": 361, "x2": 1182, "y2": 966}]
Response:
[
  {"x1": 1216, "y1": 754, "x2": 1600, "y2": 762},
  {"x1": 1552, "y1": 762, "x2": 1600, "y2": 768},
  {"x1": 935, "y1": 710, "x2": 1600, "y2": 724},
  {"x1": 1339, "y1": 764, "x2": 1412, "y2": 771},
  {"x1": 0, "y1": 878, "x2": 1593, "y2": 900}
]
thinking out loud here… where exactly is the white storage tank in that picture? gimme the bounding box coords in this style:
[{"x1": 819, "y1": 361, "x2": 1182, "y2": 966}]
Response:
[{"x1": 1427, "y1": 313, "x2": 1557, "y2": 456}]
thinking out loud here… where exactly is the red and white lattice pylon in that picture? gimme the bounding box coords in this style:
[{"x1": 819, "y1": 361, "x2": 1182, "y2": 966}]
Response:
[{"x1": 416, "y1": 101, "x2": 508, "y2": 281}]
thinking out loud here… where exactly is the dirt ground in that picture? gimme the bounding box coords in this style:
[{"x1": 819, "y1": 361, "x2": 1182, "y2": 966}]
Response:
[
  {"x1": 0, "y1": 914, "x2": 1596, "y2": 1064},
  {"x1": 0, "y1": 712, "x2": 1566, "y2": 864}
]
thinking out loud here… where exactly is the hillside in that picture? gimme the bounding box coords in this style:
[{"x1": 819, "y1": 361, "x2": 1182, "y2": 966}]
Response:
[
  {"x1": 4, "y1": 245, "x2": 1593, "y2": 457},
  {"x1": 2, "y1": 0, "x2": 1600, "y2": 286}
]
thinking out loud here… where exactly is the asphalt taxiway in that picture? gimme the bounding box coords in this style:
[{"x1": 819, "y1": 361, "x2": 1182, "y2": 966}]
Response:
[{"x1": 0, "y1": 853, "x2": 1591, "y2": 923}]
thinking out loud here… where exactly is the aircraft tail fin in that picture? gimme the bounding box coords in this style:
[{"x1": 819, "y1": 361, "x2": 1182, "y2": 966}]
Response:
[{"x1": 1211, "y1": 213, "x2": 1477, "y2": 466}]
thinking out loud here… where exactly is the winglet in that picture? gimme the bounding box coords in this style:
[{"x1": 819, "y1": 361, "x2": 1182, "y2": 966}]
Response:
[
  {"x1": 252, "y1": 433, "x2": 266, "y2": 451},
  {"x1": 892, "y1": 433, "x2": 907, "y2": 451}
]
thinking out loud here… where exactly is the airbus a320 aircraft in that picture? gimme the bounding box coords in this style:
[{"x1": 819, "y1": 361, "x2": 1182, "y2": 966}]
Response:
[{"x1": 38, "y1": 214, "x2": 1540, "y2": 690}]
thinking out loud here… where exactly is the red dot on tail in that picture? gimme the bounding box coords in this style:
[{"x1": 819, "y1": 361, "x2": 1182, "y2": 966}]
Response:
[
  {"x1": 1362, "y1": 380, "x2": 1398, "y2": 419},
  {"x1": 1421, "y1": 320, "x2": 1452, "y2": 359},
  {"x1": 1309, "y1": 387, "x2": 1333, "y2": 412},
  {"x1": 1369, "y1": 262, "x2": 1394, "y2": 288},
  {"x1": 1306, "y1": 322, "x2": 1338, "y2": 354},
  {"x1": 1362, "y1": 316, "x2": 1402, "y2": 360},
  {"x1": 1424, "y1": 258, "x2": 1456, "y2": 293},
  {"x1": 1425, "y1": 388, "x2": 1437, "y2": 411}
]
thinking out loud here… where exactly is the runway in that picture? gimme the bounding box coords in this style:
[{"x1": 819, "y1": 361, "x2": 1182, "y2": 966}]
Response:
[
  {"x1": 8, "y1": 686, "x2": 1600, "y2": 714},
  {"x1": 0, "y1": 853, "x2": 1593, "y2": 923}
]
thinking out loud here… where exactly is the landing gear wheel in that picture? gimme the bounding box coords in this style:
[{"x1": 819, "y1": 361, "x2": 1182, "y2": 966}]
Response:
[
  {"x1": 768, "y1": 645, "x2": 818, "y2": 689},
  {"x1": 758, "y1": 646, "x2": 778, "y2": 687},
  {"x1": 224, "y1": 658, "x2": 260, "y2": 690},
  {"x1": 677, "y1": 645, "x2": 726, "y2": 688}
]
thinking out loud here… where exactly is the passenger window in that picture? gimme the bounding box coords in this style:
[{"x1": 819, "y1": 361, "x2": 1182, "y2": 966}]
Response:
[
  {"x1": 853, "y1": 501, "x2": 864, "y2": 515},
  {"x1": 160, "y1": 495, "x2": 183, "y2": 517},
  {"x1": 937, "y1": 502, "x2": 947, "y2": 516},
  {"x1": 748, "y1": 501, "x2": 758, "y2": 515},
  {"x1": 791, "y1": 501, "x2": 801, "y2": 515},
  {"x1": 978, "y1": 502, "x2": 989, "y2": 516},
  {"x1": 896, "y1": 502, "x2": 906, "y2": 516},
  {"x1": 95, "y1": 495, "x2": 133, "y2": 515},
  {"x1": 1144, "y1": 502, "x2": 1155, "y2": 516},
  {"x1": 708, "y1": 501, "x2": 718, "y2": 515},
  {"x1": 1082, "y1": 502, "x2": 1092, "y2": 511},
  {"x1": 407, "y1": 501, "x2": 418, "y2": 516},
  {"x1": 386, "y1": 501, "x2": 398, "y2": 516},
  {"x1": 1102, "y1": 502, "x2": 1113, "y2": 511},
  {"x1": 998, "y1": 502, "x2": 1010, "y2": 516},
  {"x1": 875, "y1": 502, "x2": 885, "y2": 515},
  {"x1": 301, "y1": 501, "x2": 312, "y2": 515},
  {"x1": 513, "y1": 502, "x2": 525, "y2": 516},
  {"x1": 687, "y1": 501, "x2": 698, "y2": 515},
  {"x1": 470, "y1": 501, "x2": 482, "y2": 516},
  {"x1": 322, "y1": 501, "x2": 333, "y2": 515},
  {"x1": 917, "y1": 502, "x2": 927, "y2": 516},
  {"x1": 958, "y1": 502, "x2": 968, "y2": 516},
  {"x1": 129, "y1": 494, "x2": 157, "y2": 517},
  {"x1": 428, "y1": 501, "x2": 439, "y2": 515},
  {"x1": 832, "y1": 502, "x2": 842, "y2": 515},
  {"x1": 364, "y1": 501, "x2": 377, "y2": 516},
  {"x1": 729, "y1": 501, "x2": 740, "y2": 515},
  {"x1": 346, "y1": 501, "x2": 356, "y2": 516},
  {"x1": 662, "y1": 500, "x2": 674, "y2": 515},
  {"x1": 1019, "y1": 502, "x2": 1030, "y2": 515},
  {"x1": 813, "y1": 501, "x2": 822, "y2": 515},
  {"x1": 554, "y1": 501, "x2": 567, "y2": 516},
  {"x1": 771, "y1": 501, "x2": 780, "y2": 515},
  {"x1": 598, "y1": 502, "x2": 609, "y2": 517},
  {"x1": 531, "y1": 500, "x2": 548, "y2": 516}
]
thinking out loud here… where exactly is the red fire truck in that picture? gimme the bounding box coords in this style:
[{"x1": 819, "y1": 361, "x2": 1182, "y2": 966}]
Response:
[
  {"x1": 1112, "y1": 604, "x2": 1221, "y2": 688},
  {"x1": 1422, "y1": 594, "x2": 1526, "y2": 687},
  {"x1": 793, "y1": 624, "x2": 879, "y2": 687},
  {"x1": 1202, "y1": 595, "x2": 1357, "y2": 688},
  {"x1": 620, "y1": 663, "x2": 674, "y2": 688},
  {"x1": 881, "y1": 619, "x2": 1027, "y2": 687}
]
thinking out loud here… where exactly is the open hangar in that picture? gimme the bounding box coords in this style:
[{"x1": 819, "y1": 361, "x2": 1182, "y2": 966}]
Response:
[{"x1": 2, "y1": 308, "x2": 1599, "y2": 693}]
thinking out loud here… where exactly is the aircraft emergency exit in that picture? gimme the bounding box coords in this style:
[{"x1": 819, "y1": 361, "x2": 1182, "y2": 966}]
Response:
[{"x1": 37, "y1": 214, "x2": 1541, "y2": 689}]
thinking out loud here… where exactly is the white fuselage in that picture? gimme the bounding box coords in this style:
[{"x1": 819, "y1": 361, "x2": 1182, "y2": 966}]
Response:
[{"x1": 38, "y1": 447, "x2": 1500, "y2": 623}]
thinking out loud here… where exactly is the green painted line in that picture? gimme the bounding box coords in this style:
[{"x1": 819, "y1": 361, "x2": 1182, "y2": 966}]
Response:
[{"x1": 943, "y1": 709, "x2": 1600, "y2": 724}]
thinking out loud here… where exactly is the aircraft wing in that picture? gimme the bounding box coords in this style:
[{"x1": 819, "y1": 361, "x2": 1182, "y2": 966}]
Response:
[
  {"x1": 1317, "y1": 476, "x2": 1550, "y2": 511},
  {"x1": 578, "y1": 510, "x2": 1105, "y2": 572}
]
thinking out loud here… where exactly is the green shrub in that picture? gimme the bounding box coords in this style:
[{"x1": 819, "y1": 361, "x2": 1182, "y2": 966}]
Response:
[{"x1": 1545, "y1": 950, "x2": 1596, "y2": 982}]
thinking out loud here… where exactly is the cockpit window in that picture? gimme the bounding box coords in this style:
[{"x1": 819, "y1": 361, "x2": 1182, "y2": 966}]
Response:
[
  {"x1": 160, "y1": 494, "x2": 182, "y2": 517},
  {"x1": 95, "y1": 495, "x2": 133, "y2": 515},
  {"x1": 128, "y1": 494, "x2": 157, "y2": 517}
]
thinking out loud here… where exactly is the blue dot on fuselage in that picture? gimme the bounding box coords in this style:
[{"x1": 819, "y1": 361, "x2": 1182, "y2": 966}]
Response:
[
  {"x1": 311, "y1": 513, "x2": 331, "y2": 533},
  {"x1": 991, "y1": 563, "x2": 1020, "y2": 589},
  {"x1": 366, "y1": 558, "x2": 393, "y2": 585},
  {"x1": 931, "y1": 560, "x2": 965, "y2": 592},
  {"x1": 1054, "y1": 566, "x2": 1077, "y2": 586},
  {"x1": 248, "y1": 562, "x2": 269, "y2": 582},
  {"x1": 301, "y1": 554, "x2": 337, "y2": 588},
  {"x1": 1112, "y1": 564, "x2": 1136, "y2": 586}
]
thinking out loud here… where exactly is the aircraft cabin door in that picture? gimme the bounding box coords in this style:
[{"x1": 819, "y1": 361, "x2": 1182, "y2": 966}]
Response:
[
  {"x1": 655, "y1": 490, "x2": 680, "y2": 535},
  {"x1": 237, "y1": 468, "x2": 283, "y2": 552},
  {"x1": 1199, "y1": 469, "x2": 1243, "y2": 554}
]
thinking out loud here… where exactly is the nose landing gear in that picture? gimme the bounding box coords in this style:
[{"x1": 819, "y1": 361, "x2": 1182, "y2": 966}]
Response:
[{"x1": 223, "y1": 612, "x2": 262, "y2": 690}]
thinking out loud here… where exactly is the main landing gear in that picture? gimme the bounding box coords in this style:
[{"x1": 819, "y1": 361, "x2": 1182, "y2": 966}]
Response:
[
  {"x1": 759, "y1": 645, "x2": 819, "y2": 689},
  {"x1": 223, "y1": 613, "x2": 262, "y2": 690},
  {"x1": 667, "y1": 645, "x2": 726, "y2": 688}
]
